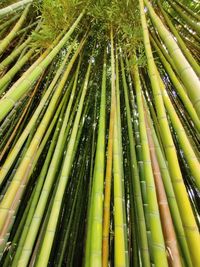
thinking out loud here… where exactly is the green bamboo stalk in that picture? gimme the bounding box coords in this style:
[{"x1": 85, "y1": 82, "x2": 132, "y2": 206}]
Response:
[
  {"x1": 102, "y1": 47, "x2": 115, "y2": 267},
  {"x1": 150, "y1": 31, "x2": 178, "y2": 76},
  {"x1": 0, "y1": 0, "x2": 33, "y2": 18},
  {"x1": 132, "y1": 58, "x2": 168, "y2": 266},
  {"x1": 87, "y1": 52, "x2": 106, "y2": 267},
  {"x1": 155, "y1": 68, "x2": 200, "y2": 190},
  {"x1": 0, "y1": 49, "x2": 34, "y2": 94},
  {"x1": 121, "y1": 54, "x2": 151, "y2": 267},
  {"x1": 145, "y1": 109, "x2": 182, "y2": 267},
  {"x1": 140, "y1": 1, "x2": 200, "y2": 265},
  {"x1": 10, "y1": 90, "x2": 68, "y2": 266},
  {"x1": 0, "y1": 40, "x2": 75, "y2": 186},
  {"x1": 144, "y1": 101, "x2": 193, "y2": 267},
  {"x1": 171, "y1": 0, "x2": 200, "y2": 21},
  {"x1": 0, "y1": 39, "x2": 85, "y2": 252},
  {"x1": 167, "y1": 0, "x2": 200, "y2": 34},
  {"x1": 157, "y1": 2, "x2": 200, "y2": 77},
  {"x1": 144, "y1": 0, "x2": 200, "y2": 118},
  {"x1": 0, "y1": 5, "x2": 30, "y2": 56},
  {"x1": 15, "y1": 21, "x2": 39, "y2": 37},
  {"x1": 1, "y1": 87, "x2": 65, "y2": 262},
  {"x1": 150, "y1": 36, "x2": 200, "y2": 132},
  {"x1": 115, "y1": 51, "x2": 129, "y2": 266},
  {"x1": 0, "y1": 38, "x2": 31, "y2": 72},
  {"x1": 111, "y1": 36, "x2": 128, "y2": 267},
  {"x1": 16, "y1": 64, "x2": 80, "y2": 267},
  {"x1": 0, "y1": 14, "x2": 20, "y2": 32},
  {"x1": 56, "y1": 108, "x2": 92, "y2": 267},
  {"x1": 0, "y1": 10, "x2": 85, "y2": 122},
  {"x1": 35, "y1": 58, "x2": 92, "y2": 267}
]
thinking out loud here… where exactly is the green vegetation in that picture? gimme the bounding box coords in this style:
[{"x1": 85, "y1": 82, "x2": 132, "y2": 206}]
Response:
[{"x1": 0, "y1": 0, "x2": 199, "y2": 266}]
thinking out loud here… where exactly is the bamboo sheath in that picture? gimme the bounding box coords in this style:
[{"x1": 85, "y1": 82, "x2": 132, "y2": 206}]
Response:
[{"x1": 140, "y1": 1, "x2": 200, "y2": 265}]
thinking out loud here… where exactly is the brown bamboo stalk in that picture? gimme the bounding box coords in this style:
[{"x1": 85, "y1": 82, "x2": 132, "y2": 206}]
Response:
[{"x1": 144, "y1": 107, "x2": 182, "y2": 267}]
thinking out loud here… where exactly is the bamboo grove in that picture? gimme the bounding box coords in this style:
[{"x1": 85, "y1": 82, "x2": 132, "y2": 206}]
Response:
[{"x1": 0, "y1": 0, "x2": 199, "y2": 266}]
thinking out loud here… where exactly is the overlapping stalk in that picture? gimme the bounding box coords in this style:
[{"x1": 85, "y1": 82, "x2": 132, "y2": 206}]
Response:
[
  {"x1": 0, "y1": 0, "x2": 33, "y2": 18},
  {"x1": 144, "y1": 0, "x2": 200, "y2": 118},
  {"x1": 0, "y1": 0, "x2": 199, "y2": 266}
]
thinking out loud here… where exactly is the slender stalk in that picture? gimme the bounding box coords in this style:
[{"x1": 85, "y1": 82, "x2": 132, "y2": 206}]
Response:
[
  {"x1": 0, "y1": 0, "x2": 33, "y2": 18},
  {"x1": 87, "y1": 52, "x2": 106, "y2": 267},
  {"x1": 0, "y1": 39, "x2": 85, "y2": 254},
  {"x1": 150, "y1": 35, "x2": 200, "y2": 132},
  {"x1": 35, "y1": 58, "x2": 92, "y2": 267},
  {"x1": 0, "y1": 5, "x2": 30, "y2": 56},
  {"x1": 132, "y1": 57, "x2": 168, "y2": 266},
  {"x1": 157, "y1": 1, "x2": 200, "y2": 77},
  {"x1": 122, "y1": 55, "x2": 151, "y2": 267},
  {"x1": 145, "y1": 109, "x2": 182, "y2": 267},
  {"x1": 140, "y1": 1, "x2": 200, "y2": 265},
  {"x1": 0, "y1": 10, "x2": 85, "y2": 122},
  {"x1": 144, "y1": 0, "x2": 200, "y2": 118},
  {"x1": 0, "y1": 39, "x2": 75, "y2": 186},
  {"x1": 167, "y1": 0, "x2": 200, "y2": 34}
]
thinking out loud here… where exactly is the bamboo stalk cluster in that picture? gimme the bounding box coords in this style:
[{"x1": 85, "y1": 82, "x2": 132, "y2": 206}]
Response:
[{"x1": 0, "y1": 0, "x2": 199, "y2": 266}]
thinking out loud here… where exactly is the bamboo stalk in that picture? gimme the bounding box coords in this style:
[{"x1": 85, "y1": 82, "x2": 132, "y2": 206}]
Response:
[
  {"x1": 144, "y1": 0, "x2": 200, "y2": 118},
  {"x1": 0, "y1": 0, "x2": 33, "y2": 18},
  {"x1": 0, "y1": 5, "x2": 30, "y2": 56},
  {"x1": 150, "y1": 35, "x2": 200, "y2": 132},
  {"x1": 34, "y1": 58, "x2": 92, "y2": 267},
  {"x1": 157, "y1": 2, "x2": 200, "y2": 77},
  {"x1": 0, "y1": 40, "x2": 85, "y2": 254},
  {"x1": 144, "y1": 102, "x2": 193, "y2": 267},
  {"x1": 140, "y1": 1, "x2": 200, "y2": 265},
  {"x1": 145, "y1": 109, "x2": 182, "y2": 267},
  {"x1": 0, "y1": 40, "x2": 75, "y2": 186},
  {"x1": 167, "y1": 0, "x2": 200, "y2": 34},
  {"x1": 0, "y1": 10, "x2": 85, "y2": 122},
  {"x1": 122, "y1": 54, "x2": 151, "y2": 267},
  {"x1": 87, "y1": 51, "x2": 106, "y2": 267},
  {"x1": 132, "y1": 58, "x2": 168, "y2": 266}
]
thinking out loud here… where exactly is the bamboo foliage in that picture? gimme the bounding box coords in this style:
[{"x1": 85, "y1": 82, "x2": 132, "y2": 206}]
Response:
[{"x1": 0, "y1": 0, "x2": 199, "y2": 266}]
